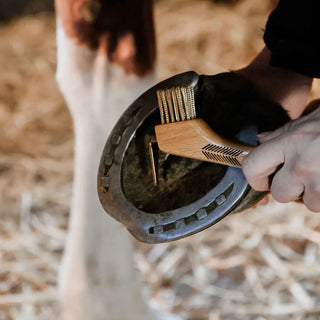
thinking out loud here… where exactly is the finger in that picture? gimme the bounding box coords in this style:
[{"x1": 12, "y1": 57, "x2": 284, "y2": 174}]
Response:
[
  {"x1": 303, "y1": 181, "x2": 320, "y2": 213},
  {"x1": 242, "y1": 139, "x2": 284, "y2": 191},
  {"x1": 270, "y1": 166, "x2": 305, "y2": 203}
]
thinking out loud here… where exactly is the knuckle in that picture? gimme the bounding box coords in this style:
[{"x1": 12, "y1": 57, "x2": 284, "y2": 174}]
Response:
[
  {"x1": 305, "y1": 201, "x2": 320, "y2": 213},
  {"x1": 290, "y1": 157, "x2": 314, "y2": 179},
  {"x1": 291, "y1": 162, "x2": 309, "y2": 177},
  {"x1": 251, "y1": 181, "x2": 269, "y2": 191},
  {"x1": 304, "y1": 185, "x2": 320, "y2": 213},
  {"x1": 242, "y1": 150, "x2": 263, "y2": 176},
  {"x1": 242, "y1": 160, "x2": 268, "y2": 191},
  {"x1": 270, "y1": 173, "x2": 301, "y2": 203},
  {"x1": 241, "y1": 156, "x2": 250, "y2": 172},
  {"x1": 271, "y1": 190, "x2": 288, "y2": 203},
  {"x1": 242, "y1": 157, "x2": 255, "y2": 179},
  {"x1": 270, "y1": 183, "x2": 287, "y2": 203}
]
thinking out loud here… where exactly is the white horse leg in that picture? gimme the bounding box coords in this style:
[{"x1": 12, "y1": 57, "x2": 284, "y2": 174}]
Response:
[{"x1": 55, "y1": 8, "x2": 159, "y2": 319}]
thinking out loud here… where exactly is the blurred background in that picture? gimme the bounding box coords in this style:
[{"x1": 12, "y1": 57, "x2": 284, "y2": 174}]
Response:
[{"x1": 1, "y1": 0, "x2": 320, "y2": 319}]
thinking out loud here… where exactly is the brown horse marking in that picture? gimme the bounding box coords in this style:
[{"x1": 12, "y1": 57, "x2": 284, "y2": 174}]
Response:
[{"x1": 55, "y1": 0, "x2": 156, "y2": 77}]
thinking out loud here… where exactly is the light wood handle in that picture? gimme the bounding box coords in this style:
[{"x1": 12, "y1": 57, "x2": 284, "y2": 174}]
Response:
[{"x1": 155, "y1": 118, "x2": 255, "y2": 167}]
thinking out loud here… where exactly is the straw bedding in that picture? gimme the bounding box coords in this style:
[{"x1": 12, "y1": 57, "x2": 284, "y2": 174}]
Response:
[{"x1": 1, "y1": 0, "x2": 320, "y2": 319}]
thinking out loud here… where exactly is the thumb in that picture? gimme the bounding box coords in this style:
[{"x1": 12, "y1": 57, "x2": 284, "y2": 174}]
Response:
[{"x1": 257, "y1": 124, "x2": 288, "y2": 143}]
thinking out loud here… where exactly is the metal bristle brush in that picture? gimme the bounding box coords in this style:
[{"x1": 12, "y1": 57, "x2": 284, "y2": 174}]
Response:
[
  {"x1": 156, "y1": 86, "x2": 196, "y2": 123},
  {"x1": 154, "y1": 86, "x2": 254, "y2": 167}
]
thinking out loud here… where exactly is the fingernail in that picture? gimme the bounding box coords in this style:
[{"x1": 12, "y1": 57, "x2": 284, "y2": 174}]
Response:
[
  {"x1": 257, "y1": 132, "x2": 271, "y2": 142},
  {"x1": 257, "y1": 132, "x2": 268, "y2": 138}
]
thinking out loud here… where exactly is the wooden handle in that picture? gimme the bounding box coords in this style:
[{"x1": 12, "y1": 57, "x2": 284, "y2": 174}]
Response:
[{"x1": 155, "y1": 118, "x2": 255, "y2": 167}]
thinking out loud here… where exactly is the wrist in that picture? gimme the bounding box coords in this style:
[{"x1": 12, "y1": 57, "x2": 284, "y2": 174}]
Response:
[{"x1": 236, "y1": 47, "x2": 313, "y2": 119}]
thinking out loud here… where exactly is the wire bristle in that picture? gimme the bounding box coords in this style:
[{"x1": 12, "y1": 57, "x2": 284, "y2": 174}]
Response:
[{"x1": 157, "y1": 86, "x2": 196, "y2": 124}]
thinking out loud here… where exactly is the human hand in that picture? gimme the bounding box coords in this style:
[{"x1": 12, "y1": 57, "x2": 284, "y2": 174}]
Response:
[{"x1": 242, "y1": 103, "x2": 320, "y2": 212}]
